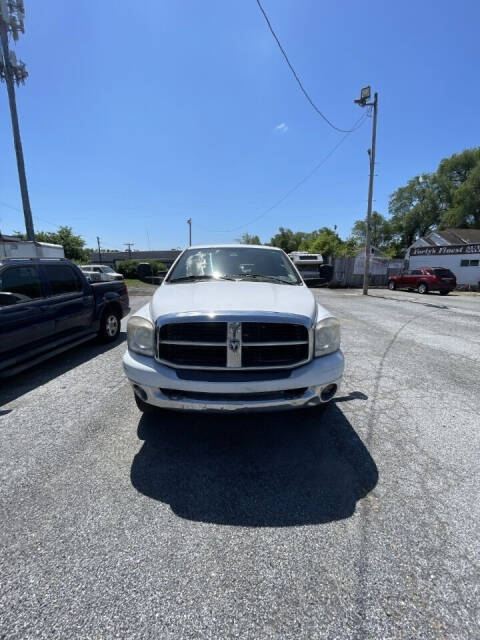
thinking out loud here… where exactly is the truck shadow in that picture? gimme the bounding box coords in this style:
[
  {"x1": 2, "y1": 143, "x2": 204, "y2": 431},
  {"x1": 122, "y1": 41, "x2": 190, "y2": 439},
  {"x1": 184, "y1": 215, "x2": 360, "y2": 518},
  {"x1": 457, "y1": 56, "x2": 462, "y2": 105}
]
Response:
[
  {"x1": 0, "y1": 333, "x2": 126, "y2": 407},
  {"x1": 130, "y1": 404, "x2": 378, "y2": 527}
]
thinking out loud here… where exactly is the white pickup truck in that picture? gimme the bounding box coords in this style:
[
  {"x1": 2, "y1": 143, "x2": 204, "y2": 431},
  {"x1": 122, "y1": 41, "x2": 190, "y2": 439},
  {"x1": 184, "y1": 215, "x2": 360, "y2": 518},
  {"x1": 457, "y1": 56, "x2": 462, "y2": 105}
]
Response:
[{"x1": 123, "y1": 245, "x2": 344, "y2": 413}]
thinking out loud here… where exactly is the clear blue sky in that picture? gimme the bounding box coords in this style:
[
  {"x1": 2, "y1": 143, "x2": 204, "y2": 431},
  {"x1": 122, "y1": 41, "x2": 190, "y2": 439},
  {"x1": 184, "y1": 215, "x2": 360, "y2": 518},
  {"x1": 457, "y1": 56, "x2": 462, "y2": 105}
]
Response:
[{"x1": 0, "y1": 0, "x2": 478, "y2": 250}]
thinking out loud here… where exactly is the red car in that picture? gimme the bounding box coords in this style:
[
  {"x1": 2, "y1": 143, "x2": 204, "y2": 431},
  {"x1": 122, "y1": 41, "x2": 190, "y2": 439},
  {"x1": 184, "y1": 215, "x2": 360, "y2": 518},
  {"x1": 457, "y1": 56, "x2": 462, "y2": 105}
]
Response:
[{"x1": 388, "y1": 267, "x2": 456, "y2": 295}]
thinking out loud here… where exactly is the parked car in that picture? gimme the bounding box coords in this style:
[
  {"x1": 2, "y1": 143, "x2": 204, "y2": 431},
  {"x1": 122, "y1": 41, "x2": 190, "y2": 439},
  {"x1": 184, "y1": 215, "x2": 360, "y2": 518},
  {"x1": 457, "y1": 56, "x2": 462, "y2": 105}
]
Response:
[
  {"x1": 388, "y1": 267, "x2": 456, "y2": 295},
  {"x1": 0, "y1": 258, "x2": 129, "y2": 377},
  {"x1": 79, "y1": 264, "x2": 124, "y2": 281},
  {"x1": 123, "y1": 244, "x2": 344, "y2": 413}
]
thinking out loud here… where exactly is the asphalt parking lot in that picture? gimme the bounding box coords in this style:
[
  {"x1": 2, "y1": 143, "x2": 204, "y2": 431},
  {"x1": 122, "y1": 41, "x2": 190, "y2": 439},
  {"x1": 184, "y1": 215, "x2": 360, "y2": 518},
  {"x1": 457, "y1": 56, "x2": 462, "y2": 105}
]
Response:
[{"x1": 1, "y1": 289, "x2": 479, "y2": 639}]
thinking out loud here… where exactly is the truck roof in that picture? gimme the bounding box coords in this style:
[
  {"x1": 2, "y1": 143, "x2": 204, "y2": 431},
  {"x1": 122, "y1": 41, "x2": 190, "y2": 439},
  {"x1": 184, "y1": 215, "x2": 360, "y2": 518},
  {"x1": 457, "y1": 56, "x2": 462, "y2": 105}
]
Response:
[{"x1": 186, "y1": 244, "x2": 282, "y2": 251}]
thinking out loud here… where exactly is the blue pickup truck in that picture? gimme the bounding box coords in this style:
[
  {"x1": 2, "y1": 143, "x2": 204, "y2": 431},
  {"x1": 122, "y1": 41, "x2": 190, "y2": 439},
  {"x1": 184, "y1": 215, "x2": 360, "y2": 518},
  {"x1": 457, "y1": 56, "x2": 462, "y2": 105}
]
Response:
[{"x1": 0, "y1": 257, "x2": 130, "y2": 377}]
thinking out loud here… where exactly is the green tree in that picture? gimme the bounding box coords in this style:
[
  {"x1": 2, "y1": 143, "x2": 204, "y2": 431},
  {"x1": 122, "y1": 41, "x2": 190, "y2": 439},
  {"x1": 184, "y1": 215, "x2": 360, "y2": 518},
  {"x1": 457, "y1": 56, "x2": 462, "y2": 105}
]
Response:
[
  {"x1": 388, "y1": 173, "x2": 443, "y2": 247},
  {"x1": 336, "y1": 237, "x2": 358, "y2": 257},
  {"x1": 387, "y1": 147, "x2": 480, "y2": 248},
  {"x1": 14, "y1": 226, "x2": 90, "y2": 262},
  {"x1": 236, "y1": 233, "x2": 261, "y2": 245},
  {"x1": 439, "y1": 162, "x2": 480, "y2": 228},
  {"x1": 351, "y1": 211, "x2": 394, "y2": 249},
  {"x1": 436, "y1": 148, "x2": 480, "y2": 212},
  {"x1": 270, "y1": 227, "x2": 308, "y2": 253},
  {"x1": 303, "y1": 227, "x2": 343, "y2": 258}
]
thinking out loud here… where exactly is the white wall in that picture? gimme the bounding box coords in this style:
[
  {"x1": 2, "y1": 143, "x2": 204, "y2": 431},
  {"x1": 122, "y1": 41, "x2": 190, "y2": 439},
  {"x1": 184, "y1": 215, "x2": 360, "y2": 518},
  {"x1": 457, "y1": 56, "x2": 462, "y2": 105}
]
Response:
[
  {"x1": 0, "y1": 241, "x2": 64, "y2": 259},
  {"x1": 409, "y1": 253, "x2": 480, "y2": 286}
]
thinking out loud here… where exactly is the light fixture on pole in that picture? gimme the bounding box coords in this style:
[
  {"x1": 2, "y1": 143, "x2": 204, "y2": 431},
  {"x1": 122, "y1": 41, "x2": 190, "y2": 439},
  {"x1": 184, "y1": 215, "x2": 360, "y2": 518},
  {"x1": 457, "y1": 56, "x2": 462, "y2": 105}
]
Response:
[
  {"x1": 187, "y1": 218, "x2": 192, "y2": 246},
  {"x1": 355, "y1": 86, "x2": 378, "y2": 295}
]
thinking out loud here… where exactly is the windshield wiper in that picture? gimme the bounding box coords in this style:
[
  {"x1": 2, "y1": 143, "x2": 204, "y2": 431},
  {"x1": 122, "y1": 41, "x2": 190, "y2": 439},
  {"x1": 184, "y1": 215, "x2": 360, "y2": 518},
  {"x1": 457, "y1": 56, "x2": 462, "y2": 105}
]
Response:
[
  {"x1": 168, "y1": 274, "x2": 236, "y2": 283},
  {"x1": 231, "y1": 274, "x2": 297, "y2": 285}
]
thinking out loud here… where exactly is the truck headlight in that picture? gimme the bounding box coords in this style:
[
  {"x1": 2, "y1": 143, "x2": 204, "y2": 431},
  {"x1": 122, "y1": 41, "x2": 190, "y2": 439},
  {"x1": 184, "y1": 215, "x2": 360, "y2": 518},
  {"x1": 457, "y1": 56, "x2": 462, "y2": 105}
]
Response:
[
  {"x1": 127, "y1": 316, "x2": 155, "y2": 357},
  {"x1": 314, "y1": 317, "x2": 340, "y2": 357}
]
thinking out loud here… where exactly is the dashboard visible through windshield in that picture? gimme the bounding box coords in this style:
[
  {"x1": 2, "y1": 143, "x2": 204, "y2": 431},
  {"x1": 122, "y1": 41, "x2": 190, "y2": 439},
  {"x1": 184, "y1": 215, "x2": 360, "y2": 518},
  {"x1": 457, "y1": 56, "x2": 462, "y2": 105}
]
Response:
[{"x1": 167, "y1": 247, "x2": 301, "y2": 285}]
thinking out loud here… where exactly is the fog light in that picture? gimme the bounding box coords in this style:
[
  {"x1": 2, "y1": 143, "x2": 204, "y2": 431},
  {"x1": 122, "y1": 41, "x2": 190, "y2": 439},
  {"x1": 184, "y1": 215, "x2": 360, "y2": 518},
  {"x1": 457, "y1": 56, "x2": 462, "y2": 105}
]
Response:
[
  {"x1": 133, "y1": 384, "x2": 147, "y2": 401},
  {"x1": 320, "y1": 384, "x2": 337, "y2": 402}
]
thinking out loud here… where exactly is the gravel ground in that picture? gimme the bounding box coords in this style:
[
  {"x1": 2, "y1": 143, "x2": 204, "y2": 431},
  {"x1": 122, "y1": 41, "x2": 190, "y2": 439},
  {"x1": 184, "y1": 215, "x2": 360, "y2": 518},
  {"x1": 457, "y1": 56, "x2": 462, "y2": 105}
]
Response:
[{"x1": 1, "y1": 290, "x2": 479, "y2": 639}]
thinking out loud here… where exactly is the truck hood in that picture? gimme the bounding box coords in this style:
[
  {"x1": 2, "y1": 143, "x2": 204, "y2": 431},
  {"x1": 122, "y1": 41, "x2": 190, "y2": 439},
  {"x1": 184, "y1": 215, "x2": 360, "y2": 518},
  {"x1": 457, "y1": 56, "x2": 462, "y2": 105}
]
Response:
[{"x1": 150, "y1": 281, "x2": 322, "y2": 321}]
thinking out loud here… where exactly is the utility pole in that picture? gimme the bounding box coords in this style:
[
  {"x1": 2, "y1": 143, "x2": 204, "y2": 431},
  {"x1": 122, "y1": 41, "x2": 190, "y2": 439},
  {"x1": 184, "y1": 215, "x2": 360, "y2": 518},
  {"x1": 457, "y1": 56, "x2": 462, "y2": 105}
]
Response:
[
  {"x1": 355, "y1": 87, "x2": 378, "y2": 295},
  {"x1": 187, "y1": 218, "x2": 192, "y2": 246},
  {"x1": 124, "y1": 242, "x2": 134, "y2": 258},
  {"x1": 0, "y1": 1, "x2": 34, "y2": 241},
  {"x1": 97, "y1": 236, "x2": 102, "y2": 263}
]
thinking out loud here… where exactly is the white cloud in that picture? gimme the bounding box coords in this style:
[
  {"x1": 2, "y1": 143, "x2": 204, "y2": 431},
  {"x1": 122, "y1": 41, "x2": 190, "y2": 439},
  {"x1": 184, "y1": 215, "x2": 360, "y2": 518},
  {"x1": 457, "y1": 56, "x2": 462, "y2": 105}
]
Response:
[{"x1": 275, "y1": 122, "x2": 288, "y2": 133}]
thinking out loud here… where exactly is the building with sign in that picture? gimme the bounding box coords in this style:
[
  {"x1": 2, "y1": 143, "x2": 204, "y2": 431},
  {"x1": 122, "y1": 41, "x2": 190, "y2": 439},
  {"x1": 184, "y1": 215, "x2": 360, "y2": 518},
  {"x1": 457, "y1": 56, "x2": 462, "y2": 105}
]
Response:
[{"x1": 407, "y1": 229, "x2": 480, "y2": 288}]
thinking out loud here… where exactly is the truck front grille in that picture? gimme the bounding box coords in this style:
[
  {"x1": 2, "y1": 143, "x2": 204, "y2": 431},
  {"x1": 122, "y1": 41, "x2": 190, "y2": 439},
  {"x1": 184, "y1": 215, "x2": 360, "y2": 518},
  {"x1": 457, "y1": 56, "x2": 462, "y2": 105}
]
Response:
[{"x1": 156, "y1": 320, "x2": 310, "y2": 370}]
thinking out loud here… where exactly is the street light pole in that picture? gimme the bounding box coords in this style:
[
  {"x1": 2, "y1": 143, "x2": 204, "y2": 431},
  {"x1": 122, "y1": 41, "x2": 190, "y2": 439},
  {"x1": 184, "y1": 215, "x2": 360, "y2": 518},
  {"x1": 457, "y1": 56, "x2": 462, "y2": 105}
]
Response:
[
  {"x1": 0, "y1": 2, "x2": 34, "y2": 241},
  {"x1": 355, "y1": 87, "x2": 378, "y2": 295},
  {"x1": 187, "y1": 218, "x2": 192, "y2": 246}
]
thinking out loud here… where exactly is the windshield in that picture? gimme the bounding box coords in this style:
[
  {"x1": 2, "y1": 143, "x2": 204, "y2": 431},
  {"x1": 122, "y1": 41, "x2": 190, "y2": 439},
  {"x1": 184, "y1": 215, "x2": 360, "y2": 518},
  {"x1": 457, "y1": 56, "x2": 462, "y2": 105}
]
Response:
[
  {"x1": 167, "y1": 247, "x2": 301, "y2": 284},
  {"x1": 429, "y1": 269, "x2": 455, "y2": 277},
  {"x1": 101, "y1": 266, "x2": 115, "y2": 273}
]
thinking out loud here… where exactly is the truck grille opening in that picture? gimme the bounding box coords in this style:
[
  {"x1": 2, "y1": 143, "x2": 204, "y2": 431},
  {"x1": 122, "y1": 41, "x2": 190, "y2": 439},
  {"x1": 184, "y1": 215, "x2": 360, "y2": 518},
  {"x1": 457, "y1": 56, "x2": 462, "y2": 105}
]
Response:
[
  {"x1": 156, "y1": 320, "x2": 310, "y2": 370},
  {"x1": 160, "y1": 322, "x2": 226, "y2": 342},
  {"x1": 158, "y1": 343, "x2": 226, "y2": 367},
  {"x1": 242, "y1": 344, "x2": 309, "y2": 367},
  {"x1": 241, "y1": 322, "x2": 307, "y2": 343}
]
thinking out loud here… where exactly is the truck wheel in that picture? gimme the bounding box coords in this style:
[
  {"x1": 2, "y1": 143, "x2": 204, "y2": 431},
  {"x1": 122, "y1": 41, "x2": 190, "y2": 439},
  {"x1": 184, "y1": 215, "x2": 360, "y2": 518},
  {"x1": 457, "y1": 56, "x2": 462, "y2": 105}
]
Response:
[
  {"x1": 99, "y1": 308, "x2": 121, "y2": 342},
  {"x1": 134, "y1": 392, "x2": 157, "y2": 414},
  {"x1": 418, "y1": 283, "x2": 428, "y2": 294},
  {"x1": 388, "y1": 280, "x2": 396, "y2": 290}
]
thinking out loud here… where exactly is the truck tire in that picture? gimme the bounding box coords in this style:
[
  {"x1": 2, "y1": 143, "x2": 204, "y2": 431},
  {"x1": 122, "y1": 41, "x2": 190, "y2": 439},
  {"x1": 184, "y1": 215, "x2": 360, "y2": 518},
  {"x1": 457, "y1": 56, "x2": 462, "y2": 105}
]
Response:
[
  {"x1": 388, "y1": 280, "x2": 396, "y2": 290},
  {"x1": 418, "y1": 282, "x2": 428, "y2": 294},
  {"x1": 98, "y1": 308, "x2": 121, "y2": 342},
  {"x1": 134, "y1": 392, "x2": 157, "y2": 414}
]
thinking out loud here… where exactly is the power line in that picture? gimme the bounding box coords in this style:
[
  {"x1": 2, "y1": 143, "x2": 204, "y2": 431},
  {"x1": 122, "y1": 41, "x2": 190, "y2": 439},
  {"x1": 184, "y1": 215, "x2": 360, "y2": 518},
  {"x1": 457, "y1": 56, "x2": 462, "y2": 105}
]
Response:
[
  {"x1": 0, "y1": 199, "x2": 62, "y2": 229},
  {"x1": 200, "y1": 111, "x2": 369, "y2": 234},
  {"x1": 255, "y1": 0, "x2": 361, "y2": 134}
]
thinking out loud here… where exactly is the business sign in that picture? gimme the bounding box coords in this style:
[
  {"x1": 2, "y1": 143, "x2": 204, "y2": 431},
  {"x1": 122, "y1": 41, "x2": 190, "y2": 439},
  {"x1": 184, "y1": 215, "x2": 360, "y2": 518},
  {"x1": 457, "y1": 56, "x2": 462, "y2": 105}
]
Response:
[{"x1": 410, "y1": 244, "x2": 480, "y2": 256}]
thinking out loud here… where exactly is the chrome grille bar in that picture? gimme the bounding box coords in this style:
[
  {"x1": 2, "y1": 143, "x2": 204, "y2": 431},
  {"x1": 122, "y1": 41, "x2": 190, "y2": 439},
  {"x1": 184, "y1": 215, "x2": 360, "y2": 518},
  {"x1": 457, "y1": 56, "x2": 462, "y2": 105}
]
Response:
[{"x1": 226, "y1": 321, "x2": 242, "y2": 368}]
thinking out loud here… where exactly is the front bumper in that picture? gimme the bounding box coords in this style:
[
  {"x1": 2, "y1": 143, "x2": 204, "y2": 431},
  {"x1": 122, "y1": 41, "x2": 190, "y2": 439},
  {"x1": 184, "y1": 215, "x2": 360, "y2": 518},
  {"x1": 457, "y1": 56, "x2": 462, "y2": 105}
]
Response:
[{"x1": 123, "y1": 349, "x2": 344, "y2": 413}]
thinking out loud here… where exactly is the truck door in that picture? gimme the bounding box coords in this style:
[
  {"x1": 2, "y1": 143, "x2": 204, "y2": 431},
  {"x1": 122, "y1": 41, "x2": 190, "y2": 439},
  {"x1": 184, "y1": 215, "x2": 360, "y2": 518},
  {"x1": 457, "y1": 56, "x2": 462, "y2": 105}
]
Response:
[
  {"x1": 0, "y1": 264, "x2": 53, "y2": 364},
  {"x1": 41, "y1": 264, "x2": 94, "y2": 336}
]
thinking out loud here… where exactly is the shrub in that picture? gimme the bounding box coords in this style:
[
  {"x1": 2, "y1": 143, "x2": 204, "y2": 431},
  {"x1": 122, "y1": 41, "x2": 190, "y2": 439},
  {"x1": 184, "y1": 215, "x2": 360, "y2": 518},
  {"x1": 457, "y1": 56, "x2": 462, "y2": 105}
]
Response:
[{"x1": 117, "y1": 260, "x2": 167, "y2": 278}]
